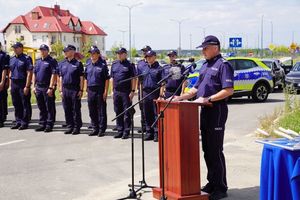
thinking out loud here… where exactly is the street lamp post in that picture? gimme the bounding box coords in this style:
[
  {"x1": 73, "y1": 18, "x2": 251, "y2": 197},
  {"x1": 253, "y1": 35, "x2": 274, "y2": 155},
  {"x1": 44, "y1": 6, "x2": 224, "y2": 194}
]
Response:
[
  {"x1": 261, "y1": 15, "x2": 264, "y2": 57},
  {"x1": 170, "y1": 18, "x2": 188, "y2": 56},
  {"x1": 270, "y1": 21, "x2": 273, "y2": 44},
  {"x1": 118, "y1": 3, "x2": 142, "y2": 62},
  {"x1": 118, "y1": 29, "x2": 127, "y2": 47}
]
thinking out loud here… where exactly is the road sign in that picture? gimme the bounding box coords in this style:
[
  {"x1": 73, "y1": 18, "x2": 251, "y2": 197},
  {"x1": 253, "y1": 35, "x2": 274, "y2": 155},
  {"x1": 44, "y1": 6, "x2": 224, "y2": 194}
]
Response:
[{"x1": 229, "y1": 37, "x2": 242, "y2": 48}]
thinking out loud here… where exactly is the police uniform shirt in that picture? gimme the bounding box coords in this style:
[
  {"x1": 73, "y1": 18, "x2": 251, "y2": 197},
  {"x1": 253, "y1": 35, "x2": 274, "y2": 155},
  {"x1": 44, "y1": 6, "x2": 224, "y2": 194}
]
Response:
[
  {"x1": 111, "y1": 59, "x2": 136, "y2": 93},
  {"x1": 194, "y1": 54, "x2": 234, "y2": 98},
  {"x1": 34, "y1": 56, "x2": 58, "y2": 86},
  {"x1": 137, "y1": 61, "x2": 162, "y2": 90},
  {"x1": 9, "y1": 53, "x2": 33, "y2": 80},
  {"x1": 58, "y1": 58, "x2": 84, "y2": 86},
  {"x1": 163, "y1": 63, "x2": 185, "y2": 90},
  {"x1": 0, "y1": 51, "x2": 9, "y2": 74},
  {"x1": 84, "y1": 58, "x2": 110, "y2": 92}
]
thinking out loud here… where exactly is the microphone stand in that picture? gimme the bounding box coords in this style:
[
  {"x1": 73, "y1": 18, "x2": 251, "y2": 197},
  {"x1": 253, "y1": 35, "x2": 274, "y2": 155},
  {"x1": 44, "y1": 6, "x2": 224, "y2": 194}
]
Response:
[
  {"x1": 150, "y1": 74, "x2": 189, "y2": 200},
  {"x1": 112, "y1": 84, "x2": 165, "y2": 199}
]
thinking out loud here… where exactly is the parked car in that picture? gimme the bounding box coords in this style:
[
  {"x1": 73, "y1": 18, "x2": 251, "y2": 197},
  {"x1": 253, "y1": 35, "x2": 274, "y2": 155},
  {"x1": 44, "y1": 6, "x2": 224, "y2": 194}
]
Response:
[
  {"x1": 279, "y1": 57, "x2": 294, "y2": 74},
  {"x1": 261, "y1": 59, "x2": 285, "y2": 89},
  {"x1": 185, "y1": 57, "x2": 274, "y2": 102},
  {"x1": 285, "y1": 62, "x2": 300, "y2": 93}
]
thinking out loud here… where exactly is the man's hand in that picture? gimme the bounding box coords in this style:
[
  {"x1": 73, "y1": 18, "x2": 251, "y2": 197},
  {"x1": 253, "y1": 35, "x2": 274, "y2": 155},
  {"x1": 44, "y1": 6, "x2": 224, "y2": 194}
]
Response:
[
  {"x1": 77, "y1": 91, "x2": 83, "y2": 99},
  {"x1": 129, "y1": 91, "x2": 135, "y2": 102},
  {"x1": 170, "y1": 95, "x2": 181, "y2": 102},
  {"x1": 24, "y1": 87, "x2": 30, "y2": 96},
  {"x1": 32, "y1": 87, "x2": 36, "y2": 94},
  {"x1": 103, "y1": 92, "x2": 107, "y2": 102},
  {"x1": 193, "y1": 97, "x2": 212, "y2": 106},
  {"x1": 47, "y1": 88, "x2": 54, "y2": 97},
  {"x1": 0, "y1": 82, "x2": 4, "y2": 92}
]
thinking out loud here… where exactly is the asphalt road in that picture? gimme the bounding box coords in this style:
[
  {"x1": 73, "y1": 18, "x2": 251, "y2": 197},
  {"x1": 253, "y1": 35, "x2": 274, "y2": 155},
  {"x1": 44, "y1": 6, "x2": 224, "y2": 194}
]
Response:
[{"x1": 0, "y1": 90, "x2": 291, "y2": 200}]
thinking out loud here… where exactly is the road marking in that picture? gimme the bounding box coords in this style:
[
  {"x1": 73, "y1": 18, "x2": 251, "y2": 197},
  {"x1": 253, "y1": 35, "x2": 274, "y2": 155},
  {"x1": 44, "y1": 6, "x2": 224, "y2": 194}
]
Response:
[
  {"x1": 134, "y1": 115, "x2": 141, "y2": 119},
  {"x1": 0, "y1": 139, "x2": 25, "y2": 146}
]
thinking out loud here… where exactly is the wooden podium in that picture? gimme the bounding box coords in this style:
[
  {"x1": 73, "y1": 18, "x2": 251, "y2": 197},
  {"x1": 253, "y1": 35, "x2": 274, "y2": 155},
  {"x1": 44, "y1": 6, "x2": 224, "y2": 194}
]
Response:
[{"x1": 153, "y1": 100, "x2": 209, "y2": 200}]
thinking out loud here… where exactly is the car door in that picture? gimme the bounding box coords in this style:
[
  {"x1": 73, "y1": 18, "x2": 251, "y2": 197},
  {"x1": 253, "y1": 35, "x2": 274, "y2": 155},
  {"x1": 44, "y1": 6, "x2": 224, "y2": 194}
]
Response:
[{"x1": 232, "y1": 59, "x2": 259, "y2": 92}]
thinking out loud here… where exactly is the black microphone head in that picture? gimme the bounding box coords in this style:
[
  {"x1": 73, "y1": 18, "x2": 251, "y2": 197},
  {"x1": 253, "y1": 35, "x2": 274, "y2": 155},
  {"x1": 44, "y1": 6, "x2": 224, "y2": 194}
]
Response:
[{"x1": 188, "y1": 58, "x2": 195, "y2": 62}]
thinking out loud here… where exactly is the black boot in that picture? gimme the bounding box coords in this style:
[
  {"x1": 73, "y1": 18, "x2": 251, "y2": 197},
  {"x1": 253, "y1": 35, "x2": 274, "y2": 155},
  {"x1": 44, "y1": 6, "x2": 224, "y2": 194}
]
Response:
[
  {"x1": 89, "y1": 129, "x2": 98, "y2": 136},
  {"x1": 64, "y1": 128, "x2": 73, "y2": 134},
  {"x1": 44, "y1": 126, "x2": 53, "y2": 133},
  {"x1": 72, "y1": 128, "x2": 80, "y2": 135},
  {"x1": 122, "y1": 132, "x2": 130, "y2": 139},
  {"x1": 11, "y1": 123, "x2": 21, "y2": 129},
  {"x1": 35, "y1": 126, "x2": 45, "y2": 132},
  {"x1": 114, "y1": 132, "x2": 123, "y2": 139},
  {"x1": 144, "y1": 133, "x2": 154, "y2": 141}
]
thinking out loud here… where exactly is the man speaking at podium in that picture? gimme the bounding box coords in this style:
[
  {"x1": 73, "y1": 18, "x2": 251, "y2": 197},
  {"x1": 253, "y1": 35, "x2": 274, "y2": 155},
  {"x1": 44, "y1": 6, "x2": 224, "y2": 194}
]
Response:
[{"x1": 173, "y1": 35, "x2": 234, "y2": 200}]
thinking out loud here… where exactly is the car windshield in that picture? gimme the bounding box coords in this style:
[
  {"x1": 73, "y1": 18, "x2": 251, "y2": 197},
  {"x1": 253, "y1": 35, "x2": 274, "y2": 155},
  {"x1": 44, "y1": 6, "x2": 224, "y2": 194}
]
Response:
[
  {"x1": 292, "y1": 63, "x2": 300, "y2": 71},
  {"x1": 262, "y1": 61, "x2": 273, "y2": 69},
  {"x1": 193, "y1": 60, "x2": 205, "y2": 71}
]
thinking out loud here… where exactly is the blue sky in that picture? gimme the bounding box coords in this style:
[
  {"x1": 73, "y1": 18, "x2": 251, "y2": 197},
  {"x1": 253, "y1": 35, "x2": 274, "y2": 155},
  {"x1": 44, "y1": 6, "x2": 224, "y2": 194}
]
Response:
[{"x1": 0, "y1": 0, "x2": 299, "y2": 50}]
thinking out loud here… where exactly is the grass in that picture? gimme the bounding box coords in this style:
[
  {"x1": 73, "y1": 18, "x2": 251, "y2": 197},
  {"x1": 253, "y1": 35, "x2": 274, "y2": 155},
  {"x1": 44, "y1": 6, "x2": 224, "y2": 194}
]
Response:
[{"x1": 258, "y1": 89, "x2": 300, "y2": 137}]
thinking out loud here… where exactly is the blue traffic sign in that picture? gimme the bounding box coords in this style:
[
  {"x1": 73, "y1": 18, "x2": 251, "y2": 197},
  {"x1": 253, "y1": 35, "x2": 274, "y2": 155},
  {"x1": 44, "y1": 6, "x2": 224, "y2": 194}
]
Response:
[{"x1": 229, "y1": 37, "x2": 242, "y2": 48}]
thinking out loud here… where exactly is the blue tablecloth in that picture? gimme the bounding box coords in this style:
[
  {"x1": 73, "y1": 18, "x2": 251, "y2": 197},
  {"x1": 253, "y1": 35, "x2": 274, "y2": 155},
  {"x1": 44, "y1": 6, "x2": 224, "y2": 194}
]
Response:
[{"x1": 260, "y1": 144, "x2": 300, "y2": 200}]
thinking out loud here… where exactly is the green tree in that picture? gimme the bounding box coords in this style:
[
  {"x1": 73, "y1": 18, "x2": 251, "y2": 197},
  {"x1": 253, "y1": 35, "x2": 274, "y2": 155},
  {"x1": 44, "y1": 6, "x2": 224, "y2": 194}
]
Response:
[
  {"x1": 81, "y1": 39, "x2": 93, "y2": 64},
  {"x1": 50, "y1": 41, "x2": 64, "y2": 61}
]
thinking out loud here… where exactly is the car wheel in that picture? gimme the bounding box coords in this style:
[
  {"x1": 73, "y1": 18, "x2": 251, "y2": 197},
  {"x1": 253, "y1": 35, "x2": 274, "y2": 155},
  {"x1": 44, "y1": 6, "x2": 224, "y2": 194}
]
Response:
[{"x1": 252, "y1": 83, "x2": 269, "y2": 102}]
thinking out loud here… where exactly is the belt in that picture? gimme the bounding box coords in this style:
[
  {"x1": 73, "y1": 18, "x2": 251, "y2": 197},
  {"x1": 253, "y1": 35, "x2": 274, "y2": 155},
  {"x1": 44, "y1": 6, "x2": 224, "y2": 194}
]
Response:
[
  {"x1": 36, "y1": 83, "x2": 49, "y2": 88},
  {"x1": 63, "y1": 84, "x2": 79, "y2": 90}
]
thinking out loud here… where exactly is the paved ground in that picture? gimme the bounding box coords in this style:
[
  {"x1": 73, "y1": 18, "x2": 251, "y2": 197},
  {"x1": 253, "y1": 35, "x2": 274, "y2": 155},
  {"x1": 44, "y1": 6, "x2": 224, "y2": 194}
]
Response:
[{"x1": 0, "y1": 90, "x2": 291, "y2": 200}]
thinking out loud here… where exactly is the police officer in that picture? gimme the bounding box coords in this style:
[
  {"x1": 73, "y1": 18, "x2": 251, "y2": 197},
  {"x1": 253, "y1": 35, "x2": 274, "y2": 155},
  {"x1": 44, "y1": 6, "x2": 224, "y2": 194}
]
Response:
[
  {"x1": 136, "y1": 45, "x2": 152, "y2": 133},
  {"x1": 162, "y1": 50, "x2": 186, "y2": 99},
  {"x1": 137, "y1": 50, "x2": 164, "y2": 142},
  {"x1": 59, "y1": 45, "x2": 84, "y2": 135},
  {"x1": 9, "y1": 42, "x2": 33, "y2": 130},
  {"x1": 32, "y1": 44, "x2": 58, "y2": 132},
  {"x1": 111, "y1": 47, "x2": 136, "y2": 139},
  {"x1": 0, "y1": 42, "x2": 9, "y2": 128},
  {"x1": 173, "y1": 36, "x2": 234, "y2": 200},
  {"x1": 84, "y1": 46, "x2": 110, "y2": 137}
]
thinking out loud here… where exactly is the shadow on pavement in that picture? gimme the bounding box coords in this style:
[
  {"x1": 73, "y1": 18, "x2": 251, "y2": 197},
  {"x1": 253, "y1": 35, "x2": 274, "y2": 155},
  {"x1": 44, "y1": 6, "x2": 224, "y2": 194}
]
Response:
[{"x1": 227, "y1": 186, "x2": 259, "y2": 200}]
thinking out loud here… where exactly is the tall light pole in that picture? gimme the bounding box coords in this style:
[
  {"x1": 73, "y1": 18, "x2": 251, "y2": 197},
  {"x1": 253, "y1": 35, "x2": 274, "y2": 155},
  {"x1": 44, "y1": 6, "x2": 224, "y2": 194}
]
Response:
[
  {"x1": 261, "y1": 15, "x2": 264, "y2": 57},
  {"x1": 270, "y1": 21, "x2": 273, "y2": 44},
  {"x1": 170, "y1": 18, "x2": 188, "y2": 56},
  {"x1": 189, "y1": 33, "x2": 192, "y2": 50},
  {"x1": 118, "y1": 2, "x2": 142, "y2": 61},
  {"x1": 118, "y1": 29, "x2": 127, "y2": 47},
  {"x1": 198, "y1": 26, "x2": 208, "y2": 39}
]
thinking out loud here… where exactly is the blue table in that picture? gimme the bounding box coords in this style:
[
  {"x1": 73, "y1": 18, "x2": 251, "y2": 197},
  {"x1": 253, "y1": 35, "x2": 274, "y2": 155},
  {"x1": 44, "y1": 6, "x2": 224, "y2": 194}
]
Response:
[{"x1": 260, "y1": 144, "x2": 300, "y2": 200}]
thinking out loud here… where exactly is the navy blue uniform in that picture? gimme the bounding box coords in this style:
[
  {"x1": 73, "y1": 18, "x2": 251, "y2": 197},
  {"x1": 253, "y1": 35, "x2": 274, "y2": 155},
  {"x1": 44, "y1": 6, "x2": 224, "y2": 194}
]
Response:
[
  {"x1": 162, "y1": 62, "x2": 185, "y2": 98},
  {"x1": 111, "y1": 59, "x2": 136, "y2": 135},
  {"x1": 9, "y1": 53, "x2": 33, "y2": 127},
  {"x1": 0, "y1": 50, "x2": 9, "y2": 124},
  {"x1": 194, "y1": 54, "x2": 234, "y2": 193},
  {"x1": 34, "y1": 56, "x2": 58, "y2": 128},
  {"x1": 136, "y1": 59, "x2": 148, "y2": 132},
  {"x1": 59, "y1": 58, "x2": 84, "y2": 130},
  {"x1": 137, "y1": 61, "x2": 162, "y2": 136},
  {"x1": 85, "y1": 58, "x2": 110, "y2": 133}
]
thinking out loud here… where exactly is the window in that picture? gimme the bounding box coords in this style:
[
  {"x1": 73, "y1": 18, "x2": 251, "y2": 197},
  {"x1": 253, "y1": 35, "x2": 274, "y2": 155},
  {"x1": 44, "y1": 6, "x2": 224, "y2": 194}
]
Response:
[
  {"x1": 15, "y1": 25, "x2": 21, "y2": 34},
  {"x1": 235, "y1": 60, "x2": 258, "y2": 70},
  {"x1": 32, "y1": 35, "x2": 37, "y2": 42},
  {"x1": 228, "y1": 60, "x2": 237, "y2": 70},
  {"x1": 42, "y1": 35, "x2": 47, "y2": 42},
  {"x1": 73, "y1": 36, "x2": 76, "y2": 43},
  {"x1": 63, "y1": 35, "x2": 66, "y2": 42},
  {"x1": 51, "y1": 36, "x2": 57, "y2": 44},
  {"x1": 43, "y1": 23, "x2": 51, "y2": 29}
]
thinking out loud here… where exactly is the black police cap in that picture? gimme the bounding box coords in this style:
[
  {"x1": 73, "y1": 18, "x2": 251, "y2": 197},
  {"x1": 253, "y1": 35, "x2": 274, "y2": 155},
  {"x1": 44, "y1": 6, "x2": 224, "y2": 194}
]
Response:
[{"x1": 197, "y1": 35, "x2": 220, "y2": 49}]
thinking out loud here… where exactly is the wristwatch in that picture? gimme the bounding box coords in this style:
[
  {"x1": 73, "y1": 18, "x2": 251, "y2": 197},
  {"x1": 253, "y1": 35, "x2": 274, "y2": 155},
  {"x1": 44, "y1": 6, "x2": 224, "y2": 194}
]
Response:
[
  {"x1": 208, "y1": 96, "x2": 213, "y2": 103},
  {"x1": 131, "y1": 90, "x2": 135, "y2": 93}
]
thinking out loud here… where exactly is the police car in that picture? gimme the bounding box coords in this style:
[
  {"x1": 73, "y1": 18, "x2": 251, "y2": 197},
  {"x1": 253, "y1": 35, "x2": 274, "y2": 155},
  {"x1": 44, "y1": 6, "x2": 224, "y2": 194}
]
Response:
[{"x1": 185, "y1": 57, "x2": 274, "y2": 102}]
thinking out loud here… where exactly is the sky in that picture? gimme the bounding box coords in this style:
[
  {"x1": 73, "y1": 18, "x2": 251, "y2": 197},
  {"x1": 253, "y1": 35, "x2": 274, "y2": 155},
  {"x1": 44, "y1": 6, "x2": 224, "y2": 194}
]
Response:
[{"x1": 0, "y1": 0, "x2": 299, "y2": 50}]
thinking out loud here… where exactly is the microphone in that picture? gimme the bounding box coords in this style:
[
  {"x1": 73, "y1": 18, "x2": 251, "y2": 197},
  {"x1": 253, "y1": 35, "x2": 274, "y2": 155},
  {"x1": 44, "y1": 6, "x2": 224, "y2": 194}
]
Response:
[
  {"x1": 182, "y1": 63, "x2": 197, "y2": 77},
  {"x1": 175, "y1": 58, "x2": 195, "y2": 63}
]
